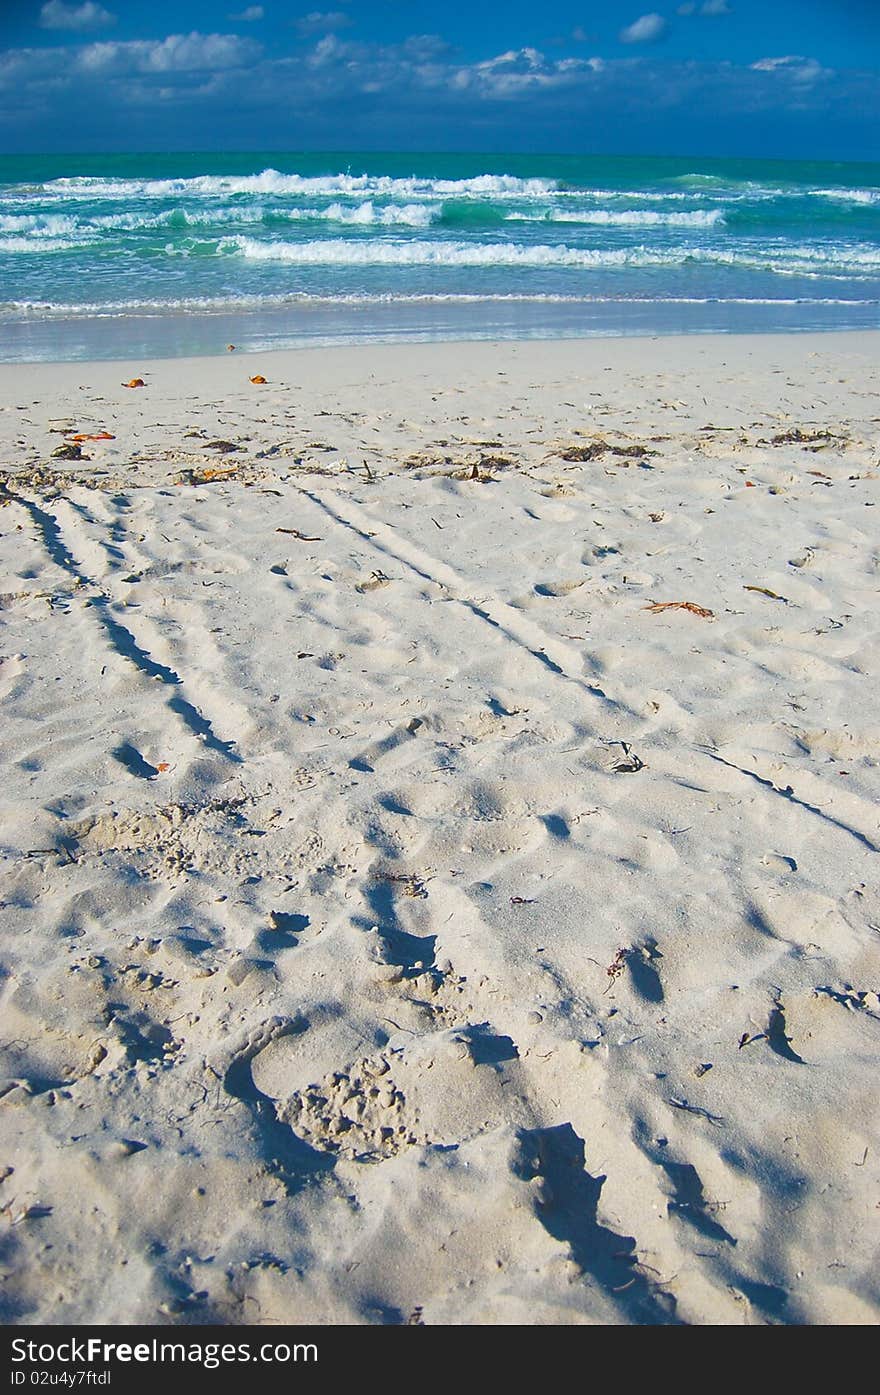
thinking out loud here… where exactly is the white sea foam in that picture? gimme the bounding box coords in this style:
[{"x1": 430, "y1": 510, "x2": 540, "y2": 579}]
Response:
[
  {"x1": 810, "y1": 188, "x2": 880, "y2": 206},
  {"x1": 2, "y1": 216, "x2": 877, "y2": 281},
  {"x1": 0, "y1": 234, "x2": 89, "y2": 253},
  {"x1": 506, "y1": 208, "x2": 726, "y2": 227},
  {"x1": 221, "y1": 236, "x2": 684, "y2": 268},
  {"x1": 4, "y1": 291, "x2": 875, "y2": 320},
  {"x1": 297, "y1": 201, "x2": 437, "y2": 227},
  {"x1": 10, "y1": 171, "x2": 878, "y2": 215},
  {"x1": 6, "y1": 202, "x2": 440, "y2": 232},
  {"x1": 39, "y1": 170, "x2": 559, "y2": 202},
  {"x1": 0, "y1": 213, "x2": 81, "y2": 236},
  {"x1": 215, "y1": 234, "x2": 880, "y2": 277}
]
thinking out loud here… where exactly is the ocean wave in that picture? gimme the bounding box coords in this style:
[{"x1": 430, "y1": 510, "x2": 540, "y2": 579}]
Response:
[
  {"x1": 214, "y1": 234, "x2": 880, "y2": 277},
  {"x1": 291, "y1": 201, "x2": 436, "y2": 227},
  {"x1": 0, "y1": 213, "x2": 81, "y2": 236},
  {"x1": 810, "y1": 187, "x2": 880, "y2": 206},
  {"x1": 2, "y1": 218, "x2": 878, "y2": 282},
  {"x1": 0, "y1": 202, "x2": 720, "y2": 238},
  {"x1": 220, "y1": 236, "x2": 683, "y2": 268},
  {"x1": 0, "y1": 234, "x2": 90, "y2": 254},
  {"x1": 101, "y1": 202, "x2": 438, "y2": 229},
  {"x1": 0, "y1": 202, "x2": 440, "y2": 233},
  {"x1": 38, "y1": 169, "x2": 559, "y2": 202},
  {"x1": 5, "y1": 291, "x2": 876, "y2": 319},
  {"x1": 6, "y1": 171, "x2": 877, "y2": 216},
  {"x1": 506, "y1": 208, "x2": 726, "y2": 227}
]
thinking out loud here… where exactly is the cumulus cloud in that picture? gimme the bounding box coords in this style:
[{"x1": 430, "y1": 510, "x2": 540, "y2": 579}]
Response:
[
  {"x1": 39, "y1": 1, "x2": 115, "y2": 29},
  {"x1": 74, "y1": 31, "x2": 262, "y2": 76},
  {"x1": 619, "y1": 14, "x2": 667, "y2": 44},
  {"x1": 0, "y1": 20, "x2": 870, "y2": 158},
  {"x1": 0, "y1": 30, "x2": 840, "y2": 111},
  {"x1": 228, "y1": 5, "x2": 264, "y2": 19},
  {"x1": 699, "y1": 1, "x2": 731, "y2": 14},
  {"x1": 295, "y1": 11, "x2": 352, "y2": 36},
  {"x1": 298, "y1": 37, "x2": 596, "y2": 99}
]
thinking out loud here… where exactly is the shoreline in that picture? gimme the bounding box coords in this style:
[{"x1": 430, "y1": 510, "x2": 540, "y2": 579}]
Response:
[
  {"x1": 5, "y1": 149, "x2": 879, "y2": 371},
  {"x1": 3, "y1": 309, "x2": 879, "y2": 367},
  {"x1": 2, "y1": 327, "x2": 879, "y2": 1324},
  {"x1": 1, "y1": 321, "x2": 878, "y2": 377}
]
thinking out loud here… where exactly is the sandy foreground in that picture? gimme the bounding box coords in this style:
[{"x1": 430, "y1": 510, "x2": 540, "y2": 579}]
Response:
[{"x1": 0, "y1": 331, "x2": 878, "y2": 1326}]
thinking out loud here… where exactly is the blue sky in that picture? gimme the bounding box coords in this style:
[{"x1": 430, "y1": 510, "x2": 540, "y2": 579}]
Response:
[{"x1": 0, "y1": 2, "x2": 877, "y2": 158}]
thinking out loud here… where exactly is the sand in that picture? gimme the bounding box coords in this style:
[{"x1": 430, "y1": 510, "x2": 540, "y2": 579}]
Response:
[{"x1": 0, "y1": 330, "x2": 878, "y2": 1326}]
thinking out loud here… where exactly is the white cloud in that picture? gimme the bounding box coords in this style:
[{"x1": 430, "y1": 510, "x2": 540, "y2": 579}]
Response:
[
  {"x1": 0, "y1": 23, "x2": 861, "y2": 143},
  {"x1": 619, "y1": 14, "x2": 667, "y2": 44},
  {"x1": 75, "y1": 32, "x2": 261, "y2": 76},
  {"x1": 39, "y1": 1, "x2": 115, "y2": 30},
  {"x1": 308, "y1": 34, "x2": 342, "y2": 66},
  {"x1": 228, "y1": 5, "x2": 264, "y2": 19},
  {"x1": 400, "y1": 34, "x2": 449, "y2": 61},
  {"x1": 751, "y1": 54, "x2": 825, "y2": 81},
  {"x1": 678, "y1": 1, "x2": 731, "y2": 13},
  {"x1": 296, "y1": 11, "x2": 351, "y2": 36},
  {"x1": 456, "y1": 47, "x2": 598, "y2": 97}
]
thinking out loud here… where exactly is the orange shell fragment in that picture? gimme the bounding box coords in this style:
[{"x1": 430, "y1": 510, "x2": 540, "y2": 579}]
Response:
[
  {"x1": 122, "y1": 378, "x2": 145, "y2": 388},
  {"x1": 180, "y1": 466, "x2": 239, "y2": 485},
  {"x1": 71, "y1": 432, "x2": 115, "y2": 442},
  {"x1": 249, "y1": 374, "x2": 267, "y2": 384}
]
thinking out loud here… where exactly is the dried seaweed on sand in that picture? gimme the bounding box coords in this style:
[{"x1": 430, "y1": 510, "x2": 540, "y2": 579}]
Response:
[{"x1": 644, "y1": 601, "x2": 714, "y2": 618}]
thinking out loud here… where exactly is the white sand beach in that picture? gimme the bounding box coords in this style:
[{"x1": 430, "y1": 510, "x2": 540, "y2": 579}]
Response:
[{"x1": 1, "y1": 330, "x2": 878, "y2": 1325}]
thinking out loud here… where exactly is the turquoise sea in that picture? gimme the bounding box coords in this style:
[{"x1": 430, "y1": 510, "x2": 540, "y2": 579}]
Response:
[{"x1": 1, "y1": 151, "x2": 878, "y2": 361}]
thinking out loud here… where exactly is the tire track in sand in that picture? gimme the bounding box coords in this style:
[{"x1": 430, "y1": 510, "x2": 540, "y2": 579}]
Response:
[
  {"x1": 9, "y1": 488, "x2": 241, "y2": 763},
  {"x1": 298, "y1": 483, "x2": 641, "y2": 726}
]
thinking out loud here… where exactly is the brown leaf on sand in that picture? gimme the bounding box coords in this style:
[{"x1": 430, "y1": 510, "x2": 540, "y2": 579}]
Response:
[
  {"x1": 250, "y1": 375, "x2": 268, "y2": 384},
  {"x1": 122, "y1": 378, "x2": 145, "y2": 388},
  {"x1": 644, "y1": 601, "x2": 714, "y2": 619}
]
